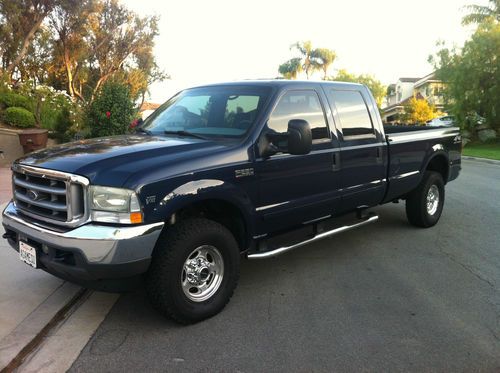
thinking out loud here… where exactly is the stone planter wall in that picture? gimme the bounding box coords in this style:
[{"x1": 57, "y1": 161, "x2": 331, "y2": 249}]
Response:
[{"x1": 0, "y1": 127, "x2": 58, "y2": 167}]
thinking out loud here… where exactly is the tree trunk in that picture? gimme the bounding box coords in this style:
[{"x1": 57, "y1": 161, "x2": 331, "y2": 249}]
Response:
[
  {"x1": 63, "y1": 48, "x2": 75, "y2": 97},
  {"x1": 6, "y1": 13, "x2": 46, "y2": 74}
]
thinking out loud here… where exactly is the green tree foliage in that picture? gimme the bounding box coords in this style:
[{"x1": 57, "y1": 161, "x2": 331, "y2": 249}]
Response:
[
  {"x1": 312, "y1": 48, "x2": 336, "y2": 79},
  {"x1": 278, "y1": 41, "x2": 336, "y2": 80},
  {"x1": 0, "y1": 0, "x2": 166, "y2": 105},
  {"x1": 462, "y1": 0, "x2": 500, "y2": 25},
  {"x1": 86, "y1": 81, "x2": 135, "y2": 137},
  {"x1": 402, "y1": 96, "x2": 442, "y2": 124},
  {"x1": 429, "y1": 22, "x2": 500, "y2": 130},
  {"x1": 327, "y1": 69, "x2": 386, "y2": 108},
  {"x1": 0, "y1": 0, "x2": 58, "y2": 76},
  {"x1": 4, "y1": 106, "x2": 36, "y2": 128},
  {"x1": 278, "y1": 58, "x2": 302, "y2": 79}
]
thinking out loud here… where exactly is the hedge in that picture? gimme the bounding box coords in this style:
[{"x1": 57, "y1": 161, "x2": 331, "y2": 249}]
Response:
[
  {"x1": 0, "y1": 92, "x2": 33, "y2": 111},
  {"x1": 4, "y1": 107, "x2": 36, "y2": 128}
]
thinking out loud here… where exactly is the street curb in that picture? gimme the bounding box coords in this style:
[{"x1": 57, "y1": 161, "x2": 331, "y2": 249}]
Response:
[
  {"x1": 462, "y1": 156, "x2": 500, "y2": 165},
  {"x1": 0, "y1": 283, "x2": 84, "y2": 370}
]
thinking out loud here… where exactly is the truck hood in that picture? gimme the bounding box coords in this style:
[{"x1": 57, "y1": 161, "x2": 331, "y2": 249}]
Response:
[{"x1": 16, "y1": 135, "x2": 229, "y2": 187}]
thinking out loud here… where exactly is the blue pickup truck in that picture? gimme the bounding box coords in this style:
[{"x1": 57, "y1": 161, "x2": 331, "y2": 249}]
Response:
[{"x1": 2, "y1": 80, "x2": 461, "y2": 323}]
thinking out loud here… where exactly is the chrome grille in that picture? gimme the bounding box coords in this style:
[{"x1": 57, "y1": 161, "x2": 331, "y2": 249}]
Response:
[{"x1": 12, "y1": 164, "x2": 89, "y2": 227}]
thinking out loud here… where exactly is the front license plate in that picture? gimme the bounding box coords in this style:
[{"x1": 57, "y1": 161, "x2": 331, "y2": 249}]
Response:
[{"x1": 19, "y1": 241, "x2": 37, "y2": 268}]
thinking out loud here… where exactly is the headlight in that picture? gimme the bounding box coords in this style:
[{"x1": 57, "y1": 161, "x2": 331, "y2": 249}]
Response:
[{"x1": 89, "y1": 186, "x2": 143, "y2": 224}]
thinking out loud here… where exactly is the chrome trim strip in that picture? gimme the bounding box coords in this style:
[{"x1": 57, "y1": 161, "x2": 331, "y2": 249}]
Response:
[
  {"x1": 387, "y1": 127, "x2": 460, "y2": 145},
  {"x1": 302, "y1": 215, "x2": 331, "y2": 225},
  {"x1": 248, "y1": 214, "x2": 379, "y2": 259},
  {"x1": 340, "y1": 178, "x2": 386, "y2": 191},
  {"x1": 389, "y1": 170, "x2": 420, "y2": 180},
  {"x1": 256, "y1": 201, "x2": 290, "y2": 212},
  {"x1": 12, "y1": 164, "x2": 90, "y2": 186},
  {"x1": 340, "y1": 142, "x2": 385, "y2": 151}
]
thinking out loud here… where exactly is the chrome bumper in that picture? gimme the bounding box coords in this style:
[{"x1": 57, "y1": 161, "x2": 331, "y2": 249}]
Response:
[{"x1": 2, "y1": 202, "x2": 164, "y2": 265}]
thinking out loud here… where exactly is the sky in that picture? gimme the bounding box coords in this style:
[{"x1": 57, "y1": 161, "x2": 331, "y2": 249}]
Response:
[{"x1": 122, "y1": 0, "x2": 488, "y2": 103}]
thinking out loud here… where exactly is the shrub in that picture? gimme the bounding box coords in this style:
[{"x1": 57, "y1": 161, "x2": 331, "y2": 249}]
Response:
[
  {"x1": 0, "y1": 92, "x2": 33, "y2": 111},
  {"x1": 53, "y1": 107, "x2": 75, "y2": 143},
  {"x1": 4, "y1": 107, "x2": 36, "y2": 128},
  {"x1": 86, "y1": 82, "x2": 135, "y2": 138}
]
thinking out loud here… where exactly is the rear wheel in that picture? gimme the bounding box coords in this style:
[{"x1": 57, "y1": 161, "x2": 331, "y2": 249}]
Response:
[
  {"x1": 146, "y1": 218, "x2": 240, "y2": 324},
  {"x1": 405, "y1": 171, "x2": 445, "y2": 228}
]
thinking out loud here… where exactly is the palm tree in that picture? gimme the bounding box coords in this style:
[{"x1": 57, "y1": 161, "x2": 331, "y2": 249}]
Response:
[
  {"x1": 291, "y1": 41, "x2": 319, "y2": 79},
  {"x1": 312, "y1": 48, "x2": 336, "y2": 79},
  {"x1": 462, "y1": 0, "x2": 500, "y2": 25},
  {"x1": 278, "y1": 57, "x2": 302, "y2": 79}
]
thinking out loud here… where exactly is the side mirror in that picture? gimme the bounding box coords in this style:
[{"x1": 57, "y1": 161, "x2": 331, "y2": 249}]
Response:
[{"x1": 287, "y1": 119, "x2": 312, "y2": 155}]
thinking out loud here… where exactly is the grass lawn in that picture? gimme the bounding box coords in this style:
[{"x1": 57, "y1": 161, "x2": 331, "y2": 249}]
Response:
[{"x1": 462, "y1": 141, "x2": 500, "y2": 161}]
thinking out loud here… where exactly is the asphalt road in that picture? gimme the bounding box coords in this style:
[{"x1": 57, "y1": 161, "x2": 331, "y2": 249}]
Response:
[{"x1": 71, "y1": 159, "x2": 500, "y2": 372}]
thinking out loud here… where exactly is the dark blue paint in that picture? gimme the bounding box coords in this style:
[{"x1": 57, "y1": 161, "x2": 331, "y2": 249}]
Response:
[{"x1": 14, "y1": 80, "x2": 461, "y2": 246}]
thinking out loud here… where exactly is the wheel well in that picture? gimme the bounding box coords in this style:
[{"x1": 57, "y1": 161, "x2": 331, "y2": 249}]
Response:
[
  {"x1": 169, "y1": 199, "x2": 248, "y2": 251},
  {"x1": 426, "y1": 155, "x2": 449, "y2": 183}
]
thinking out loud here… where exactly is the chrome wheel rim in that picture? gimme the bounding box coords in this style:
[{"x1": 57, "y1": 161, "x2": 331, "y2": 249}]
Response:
[
  {"x1": 181, "y1": 245, "x2": 224, "y2": 302},
  {"x1": 426, "y1": 184, "x2": 440, "y2": 215}
]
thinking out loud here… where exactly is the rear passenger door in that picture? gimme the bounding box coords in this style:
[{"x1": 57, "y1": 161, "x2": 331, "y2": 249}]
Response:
[
  {"x1": 255, "y1": 89, "x2": 341, "y2": 232},
  {"x1": 324, "y1": 87, "x2": 386, "y2": 213}
]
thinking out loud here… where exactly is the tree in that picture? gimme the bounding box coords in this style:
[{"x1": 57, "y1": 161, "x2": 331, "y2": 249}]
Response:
[
  {"x1": 429, "y1": 22, "x2": 500, "y2": 130},
  {"x1": 291, "y1": 41, "x2": 319, "y2": 79},
  {"x1": 312, "y1": 48, "x2": 336, "y2": 79},
  {"x1": 327, "y1": 69, "x2": 386, "y2": 108},
  {"x1": 87, "y1": 0, "x2": 161, "y2": 99},
  {"x1": 50, "y1": 0, "x2": 94, "y2": 100},
  {"x1": 402, "y1": 96, "x2": 442, "y2": 124},
  {"x1": 0, "y1": 0, "x2": 58, "y2": 76},
  {"x1": 462, "y1": 0, "x2": 500, "y2": 25},
  {"x1": 278, "y1": 58, "x2": 302, "y2": 79}
]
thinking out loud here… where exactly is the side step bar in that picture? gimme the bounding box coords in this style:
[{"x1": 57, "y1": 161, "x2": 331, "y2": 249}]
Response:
[{"x1": 247, "y1": 213, "x2": 379, "y2": 260}]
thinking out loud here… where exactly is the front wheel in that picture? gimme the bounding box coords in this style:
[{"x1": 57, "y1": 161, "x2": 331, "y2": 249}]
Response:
[
  {"x1": 405, "y1": 171, "x2": 445, "y2": 228},
  {"x1": 146, "y1": 218, "x2": 240, "y2": 324}
]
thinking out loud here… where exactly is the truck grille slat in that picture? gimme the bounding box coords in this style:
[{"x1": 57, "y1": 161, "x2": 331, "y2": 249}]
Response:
[
  {"x1": 13, "y1": 176, "x2": 67, "y2": 195},
  {"x1": 14, "y1": 191, "x2": 67, "y2": 211},
  {"x1": 12, "y1": 165, "x2": 89, "y2": 227}
]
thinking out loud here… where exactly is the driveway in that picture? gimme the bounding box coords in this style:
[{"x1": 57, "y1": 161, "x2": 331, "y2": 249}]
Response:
[{"x1": 65, "y1": 159, "x2": 499, "y2": 371}]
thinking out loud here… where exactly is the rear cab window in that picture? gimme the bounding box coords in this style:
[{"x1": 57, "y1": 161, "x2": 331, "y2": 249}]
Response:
[{"x1": 326, "y1": 89, "x2": 376, "y2": 141}]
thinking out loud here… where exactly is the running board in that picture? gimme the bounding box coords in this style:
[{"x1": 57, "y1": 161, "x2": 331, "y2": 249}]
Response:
[{"x1": 247, "y1": 213, "x2": 379, "y2": 260}]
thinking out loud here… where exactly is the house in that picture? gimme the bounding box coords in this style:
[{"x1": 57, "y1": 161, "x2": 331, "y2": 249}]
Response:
[{"x1": 382, "y1": 73, "x2": 445, "y2": 124}]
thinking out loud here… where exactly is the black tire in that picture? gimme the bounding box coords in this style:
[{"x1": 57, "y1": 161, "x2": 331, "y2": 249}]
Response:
[
  {"x1": 405, "y1": 171, "x2": 445, "y2": 228},
  {"x1": 146, "y1": 218, "x2": 240, "y2": 324}
]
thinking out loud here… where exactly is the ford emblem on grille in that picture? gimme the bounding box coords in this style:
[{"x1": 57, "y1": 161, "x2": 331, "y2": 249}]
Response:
[{"x1": 27, "y1": 190, "x2": 40, "y2": 201}]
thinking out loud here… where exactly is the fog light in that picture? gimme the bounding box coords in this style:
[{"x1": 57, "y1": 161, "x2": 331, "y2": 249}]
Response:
[{"x1": 42, "y1": 244, "x2": 49, "y2": 254}]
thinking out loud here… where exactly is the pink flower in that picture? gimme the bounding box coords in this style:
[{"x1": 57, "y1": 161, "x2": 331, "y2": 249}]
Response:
[{"x1": 106, "y1": 111, "x2": 111, "y2": 118}]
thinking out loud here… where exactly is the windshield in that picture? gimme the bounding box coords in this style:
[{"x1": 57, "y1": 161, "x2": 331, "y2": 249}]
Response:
[{"x1": 142, "y1": 86, "x2": 271, "y2": 138}]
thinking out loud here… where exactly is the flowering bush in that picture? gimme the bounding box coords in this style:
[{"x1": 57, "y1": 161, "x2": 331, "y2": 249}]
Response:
[{"x1": 86, "y1": 82, "x2": 135, "y2": 138}]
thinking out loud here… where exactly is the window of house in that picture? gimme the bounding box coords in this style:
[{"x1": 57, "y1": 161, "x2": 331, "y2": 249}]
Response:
[
  {"x1": 267, "y1": 90, "x2": 329, "y2": 140},
  {"x1": 327, "y1": 90, "x2": 375, "y2": 138}
]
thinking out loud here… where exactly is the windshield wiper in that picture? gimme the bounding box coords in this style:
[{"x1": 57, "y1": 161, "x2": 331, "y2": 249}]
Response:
[
  {"x1": 135, "y1": 127, "x2": 153, "y2": 135},
  {"x1": 163, "y1": 130, "x2": 207, "y2": 140}
]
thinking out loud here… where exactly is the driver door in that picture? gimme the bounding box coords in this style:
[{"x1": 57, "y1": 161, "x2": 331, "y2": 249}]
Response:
[{"x1": 254, "y1": 89, "x2": 341, "y2": 233}]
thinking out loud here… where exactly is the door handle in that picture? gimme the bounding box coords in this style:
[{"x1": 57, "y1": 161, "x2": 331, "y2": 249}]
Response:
[{"x1": 332, "y1": 152, "x2": 340, "y2": 171}]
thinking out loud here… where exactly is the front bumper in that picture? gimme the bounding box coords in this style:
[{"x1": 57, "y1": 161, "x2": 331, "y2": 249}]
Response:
[{"x1": 2, "y1": 202, "x2": 164, "y2": 291}]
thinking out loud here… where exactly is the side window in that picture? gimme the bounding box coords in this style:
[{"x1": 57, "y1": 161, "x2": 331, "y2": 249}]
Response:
[
  {"x1": 268, "y1": 90, "x2": 329, "y2": 140},
  {"x1": 327, "y1": 90, "x2": 375, "y2": 138}
]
